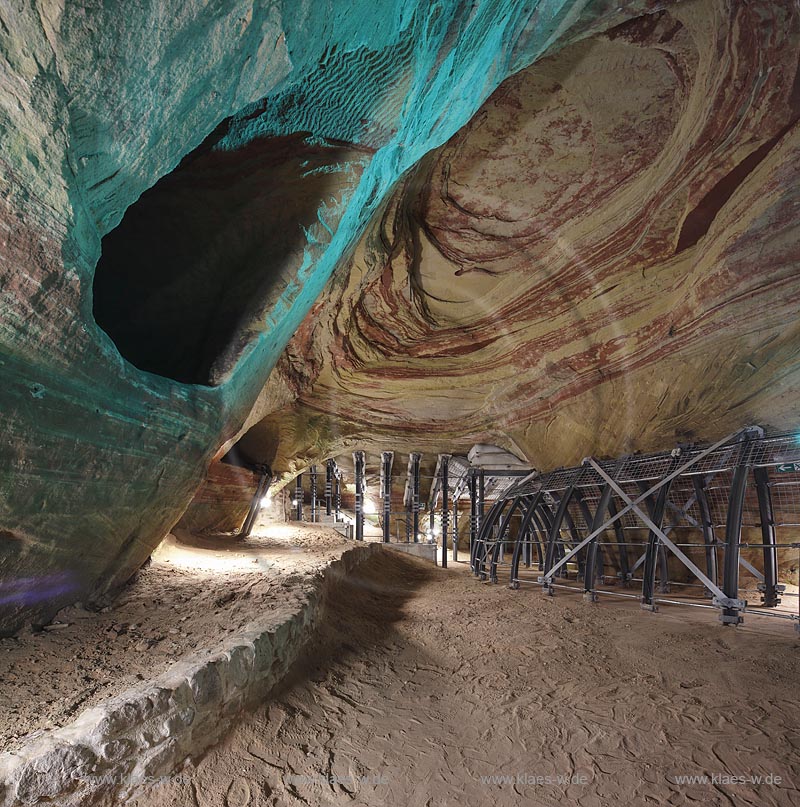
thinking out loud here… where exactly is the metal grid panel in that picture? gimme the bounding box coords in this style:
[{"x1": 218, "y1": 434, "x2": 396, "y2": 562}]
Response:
[
  {"x1": 616, "y1": 452, "x2": 677, "y2": 484},
  {"x1": 750, "y1": 434, "x2": 800, "y2": 467},
  {"x1": 704, "y1": 469, "x2": 735, "y2": 530},
  {"x1": 771, "y1": 472, "x2": 800, "y2": 527}
]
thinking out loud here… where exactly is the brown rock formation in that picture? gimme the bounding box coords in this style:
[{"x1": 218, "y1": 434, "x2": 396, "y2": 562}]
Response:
[{"x1": 240, "y1": 0, "x2": 800, "y2": 480}]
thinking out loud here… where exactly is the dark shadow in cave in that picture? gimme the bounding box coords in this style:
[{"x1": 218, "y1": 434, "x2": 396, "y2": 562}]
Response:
[{"x1": 92, "y1": 123, "x2": 366, "y2": 386}]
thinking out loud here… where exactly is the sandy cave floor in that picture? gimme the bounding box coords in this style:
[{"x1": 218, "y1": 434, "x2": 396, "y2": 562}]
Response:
[
  {"x1": 0, "y1": 524, "x2": 352, "y2": 751},
  {"x1": 128, "y1": 550, "x2": 800, "y2": 807}
]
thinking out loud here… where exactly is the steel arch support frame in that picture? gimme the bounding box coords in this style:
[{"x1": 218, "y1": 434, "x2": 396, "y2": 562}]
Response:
[
  {"x1": 509, "y1": 491, "x2": 544, "y2": 588},
  {"x1": 692, "y1": 474, "x2": 718, "y2": 596},
  {"x1": 473, "y1": 500, "x2": 507, "y2": 578},
  {"x1": 606, "y1": 499, "x2": 630, "y2": 584},
  {"x1": 488, "y1": 496, "x2": 522, "y2": 582},
  {"x1": 542, "y1": 482, "x2": 580, "y2": 593},
  {"x1": 640, "y1": 476, "x2": 674, "y2": 609},
  {"x1": 294, "y1": 474, "x2": 304, "y2": 521},
  {"x1": 583, "y1": 483, "x2": 616, "y2": 600},
  {"x1": 754, "y1": 466, "x2": 780, "y2": 607}
]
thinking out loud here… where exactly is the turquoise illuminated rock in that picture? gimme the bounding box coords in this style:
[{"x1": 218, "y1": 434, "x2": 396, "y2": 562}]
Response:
[{"x1": 0, "y1": 0, "x2": 608, "y2": 632}]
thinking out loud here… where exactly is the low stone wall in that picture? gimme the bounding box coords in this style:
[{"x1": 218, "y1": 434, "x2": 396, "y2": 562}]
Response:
[
  {"x1": 0, "y1": 543, "x2": 380, "y2": 806},
  {"x1": 385, "y1": 542, "x2": 437, "y2": 563}
]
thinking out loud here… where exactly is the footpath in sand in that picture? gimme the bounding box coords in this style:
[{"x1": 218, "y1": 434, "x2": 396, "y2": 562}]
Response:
[
  {"x1": 135, "y1": 550, "x2": 800, "y2": 807},
  {"x1": 0, "y1": 524, "x2": 351, "y2": 751}
]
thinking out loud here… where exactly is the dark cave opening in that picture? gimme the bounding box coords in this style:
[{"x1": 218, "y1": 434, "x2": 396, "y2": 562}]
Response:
[{"x1": 92, "y1": 126, "x2": 365, "y2": 386}]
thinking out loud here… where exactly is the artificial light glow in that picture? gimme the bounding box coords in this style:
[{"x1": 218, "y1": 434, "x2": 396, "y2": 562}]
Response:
[
  {"x1": 363, "y1": 498, "x2": 377, "y2": 514},
  {"x1": 291, "y1": 499, "x2": 298, "y2": 507},
  {"x1": 260, "y1": 492, "x2": 272, "y2": 507}
]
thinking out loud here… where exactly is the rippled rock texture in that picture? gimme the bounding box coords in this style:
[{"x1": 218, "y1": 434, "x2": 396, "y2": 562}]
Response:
[
  {"x1": 240, "y1": 0, "x2": 800, "y2": 481},
  {"x1": 0, "y1": 0, "x2": 610, "y2": 632}
]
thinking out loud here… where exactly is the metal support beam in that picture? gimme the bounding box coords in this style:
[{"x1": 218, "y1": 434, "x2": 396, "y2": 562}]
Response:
[
  {"x1": 325, "y1": 459, "x2": 334, "y2": 517},
  {"x1": 309, "y1": 465, "x2": 318, "y2": 523},
  {"x1": 509, "y1": 491, "x2": 545, "y2": 587},
  {"x1": 478, "y1": 470, "x2": 485, "y2": 538},
  {"x1": 473, "y1": 500, "x2": 506, "y2": 577},
  {"x1": 440, "y1": 455, "x2": 450, "y2": 568},
  {"x1": 412, "y1": 453, "x2": 421, "y2": 543},
  {"x1": 294, "y1": 474, "x2": 303, "y2": 521},
  {"x1": 541, "y1": 429, "x2": 741, "y2": 585},
  {"x1": 381, "y1": 452, "x2": 394, "y2": 544},
  {"x1": 334, "y1": 470, "x2": 341, "y2": 520},
  {"x1": 639, "y1": 471, "x2": 675, "y2": 609},
  {"x1": 584, "y1": 482, "x2": 616, "y2": 600},
  {"x1": 754, "y1": 466, "x2": 780, "y2": 606},
  {"x1": 469, "y1": 470, "x2": 478, "y2": 562},
  {"x1": 452, "y1": 496, "x2": 459, "y2": 562},
  {"x1": 721, "y1": 438, "x2": 756, "y2": 624},
  {"x1": 241, "y1": 467, "x2": 271, "y2": 538},
  {"x1": 353, "y1": 451, "x2": 365, "y2": 542},
  {"x1": 585, "y1": 458, "x2": 731, "y2": 608}
]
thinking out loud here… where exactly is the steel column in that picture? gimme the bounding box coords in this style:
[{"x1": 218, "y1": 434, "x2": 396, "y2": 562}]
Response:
[
  {"x1": 325, "y1": 459, "x2": 334, "y2": 516},
  {"x1": 754, "y1": 466, "x2": 780, "y2": 607},
  {"x1": 469, "y1": 470, "x2": 478, "y2": 562},
  {"x1": 411, "y1": 453, "x2": 421, "y2": 543},
  {"x1": 474, "y1": 500, "x2": 506, "y2": 577},
  {"x1": 583, "y1": 483, "x2": 616, "y2": 599},
  {"x1": 640, "y1": 475, "x2": 674, "y2": 609},
  {"x1": 478, "y1": 470, "x2": 485, "y2": 537},
  {"x1": 722, "y1": 457, "x2": 749, "y2": 624},
  {"x1": 334, "y1": 471, "x2": 341, "y2": 520},
  {"x1": 488, "y1": 497, "x2": 521, "y2": 581},
  {"x1": 294, "y1": 474, "x2": 303, "y2": 521},
  {"x1": 692, "y1": 474, "x2": 718, "y2": 596},
  {"x1": 542, "y1": 480, "x2": 580, "y2": 591},
  {"x1": 381, "y1": 452, "x2": 393, "y2": 544},
  {"x1": 509, "y1": 492, "x2": 544, "y2": 586},
  {"x1": 440, "y1": 456, "x2": 450, "y2": 568},
  {"x1": 242, "y1": 468, "x2": 270, "y2": 538},
  {"x1": 452, "y1": 498, "x2": 459, "y2": 562},
  {"x1": 309, "y1": 465, "x2": 318, "y2": 523},
  {"x1": 353, "y1": 451, "x2": 365, "y2": 542}
]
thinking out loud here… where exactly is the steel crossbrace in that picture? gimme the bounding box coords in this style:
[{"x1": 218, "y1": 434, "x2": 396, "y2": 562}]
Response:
[
  {"x1": 585, "y1": 458, "x2": 730, "y2": 604},
  {"x1": 541, "y1": 429, "x2": 740, "y2": 587}
]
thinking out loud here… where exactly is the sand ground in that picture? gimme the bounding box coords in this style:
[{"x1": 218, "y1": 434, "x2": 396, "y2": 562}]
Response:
[{"x1": 130, "y1": 550, "x2": 800, "y2": 807}]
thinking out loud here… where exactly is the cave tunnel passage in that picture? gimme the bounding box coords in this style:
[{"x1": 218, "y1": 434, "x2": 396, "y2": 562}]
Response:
[{"x1": 92, "y1": 126, "x2": 369, "y2": 386}]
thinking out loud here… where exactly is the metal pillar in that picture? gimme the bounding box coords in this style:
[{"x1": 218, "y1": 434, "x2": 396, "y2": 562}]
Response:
[
  {"x1": 693, "y1": 474, "x2": 718, "y2": 596},
  {"x1": 478, "y1": 470, "x2": 485, "y2": 537},
  {"x1": 334, "y1": 470, "x2": 341, "y2": 521},
  {"x1": 509, "y1": 491, "x2": 544, "y2": 587},
  {"x1": 325, "y1": 459, "x2": 334, "y2": 517},
  {"x1": 411, "y1": 453, "x2": 421, "y2": 542},
  {"x1": 242, "y1": 467, "x2": 270, "y2": 538},
  {"x1": 294, "y1": 474, "x2": 304, "y2": 521},
  {"x1": 640, "y1": 475, "x2": 674, "y2": 610},
  {"x1": 440, "y1": 456, "x2": 449, "y2": 568},
  {"x1": 474, "y1": 500, "x2": 506, "y2": 578},
  {"x1": 488, "y1": 497, "x2": 522, "y2": 581},
  {"x1": 381, "y1": 452, "x2": 393, "y2": 543},
  {"x1": 452, "y1": 498, "x2": 459, "y2": 562},
  {"x1": 721, "y1": 434, "x2": 760, "y2": 625},
  {"x1": 542, "y1": 480, "x2": 579, "y2": 591},
  {"x1": 469, "y1": 470, "x2": 478, "y2": 561},
  {"x1": 309, "y1": 465, "x2": 318, "y2": 523},
  {"x1": 754, "y1": 466, "x2": 780, "y2": 607},
  {"x1": 353, "y1": 451, "x2": 365, "y2": 542}
]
